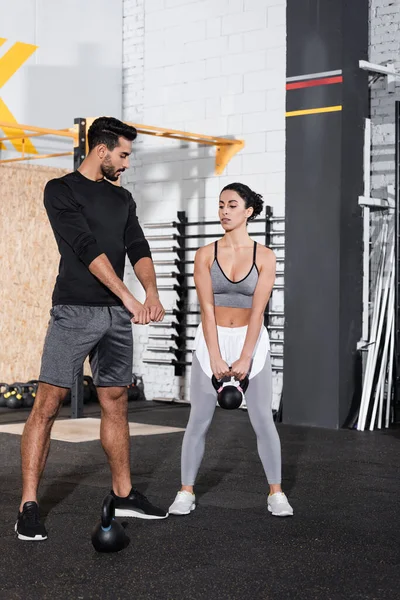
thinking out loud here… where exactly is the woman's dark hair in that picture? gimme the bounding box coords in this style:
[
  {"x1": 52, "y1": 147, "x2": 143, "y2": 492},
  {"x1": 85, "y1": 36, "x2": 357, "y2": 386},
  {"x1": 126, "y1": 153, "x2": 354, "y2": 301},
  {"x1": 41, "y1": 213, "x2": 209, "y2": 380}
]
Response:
[
  {"x1": 87, "y1": 117, "x2": 137, "y2": 151},
  {"x1": 220, "y1": 182, "x2": 264, "y2": 221}
]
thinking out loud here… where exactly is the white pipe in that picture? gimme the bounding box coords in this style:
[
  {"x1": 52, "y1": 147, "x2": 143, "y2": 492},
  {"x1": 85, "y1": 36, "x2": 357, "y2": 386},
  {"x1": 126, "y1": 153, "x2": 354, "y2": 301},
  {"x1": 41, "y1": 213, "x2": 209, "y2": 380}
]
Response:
[
  {"x1": 386, "y1": 304, "x2": 395, "y2": 428},
  {"x1": 359, "y1": 60, "x2": 400, "y2": 77},
  {"x1": 365, "y1": 246, "x2": 394, "y2": 430},
  {"x1": 370, "y1": 268, "x2": 394, "y2": 430},
  {"x1": 362, "y1": 119, "x2": 371, "y2": 342},
  {"x1": 381, "y1": 270, "x2": 395, "y2": 428},
  {"x1": 358, "y1": 225, "x2": 388, "y2": 429}
]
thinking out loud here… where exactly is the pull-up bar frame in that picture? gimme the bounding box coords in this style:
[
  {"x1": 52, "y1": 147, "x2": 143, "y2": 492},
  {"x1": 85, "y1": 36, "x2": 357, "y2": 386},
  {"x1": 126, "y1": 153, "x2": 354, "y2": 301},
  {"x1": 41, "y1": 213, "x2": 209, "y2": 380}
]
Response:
[{"x1": 0, "y1": 118, "x2": 244, "y2": 174}]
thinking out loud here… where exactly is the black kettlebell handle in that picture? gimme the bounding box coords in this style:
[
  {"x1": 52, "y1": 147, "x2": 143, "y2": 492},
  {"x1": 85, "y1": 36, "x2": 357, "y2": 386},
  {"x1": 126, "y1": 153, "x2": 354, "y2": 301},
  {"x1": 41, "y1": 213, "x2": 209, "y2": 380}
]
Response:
[
  {"x1": 211, "y1": 373, "x2": 249, "y2": 393},
  {"x1": 101, "y1": 494, "x2": 115, "y2": 530}
]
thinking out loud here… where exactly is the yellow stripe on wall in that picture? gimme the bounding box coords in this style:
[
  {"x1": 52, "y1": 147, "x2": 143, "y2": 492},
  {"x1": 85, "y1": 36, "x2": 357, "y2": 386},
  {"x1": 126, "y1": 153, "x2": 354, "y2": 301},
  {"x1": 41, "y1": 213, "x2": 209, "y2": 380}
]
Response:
[
  {"x1": 0, "y1": 41, "x2": 38, "y2": 89},
  {"x1": 286, "y1": 105, "x2": 342, "y2": 117}
]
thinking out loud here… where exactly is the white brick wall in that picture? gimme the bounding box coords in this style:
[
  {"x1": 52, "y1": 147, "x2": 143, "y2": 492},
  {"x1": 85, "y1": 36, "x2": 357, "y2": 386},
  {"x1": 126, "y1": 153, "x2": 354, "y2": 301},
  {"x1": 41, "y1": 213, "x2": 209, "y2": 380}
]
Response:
[
  {"x1": 122, "y1": 0, "x2": 286, "y2": 405},
  {"x1": 369, "y1": 0, "x2": 400, "y2": 198}
]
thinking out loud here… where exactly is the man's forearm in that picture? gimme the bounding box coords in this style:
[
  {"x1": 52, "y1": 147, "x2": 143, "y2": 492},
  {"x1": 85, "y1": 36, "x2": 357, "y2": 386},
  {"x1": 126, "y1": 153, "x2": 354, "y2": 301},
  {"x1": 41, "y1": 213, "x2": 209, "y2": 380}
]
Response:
[
  {"x1": 134, "y1": 257, "x2": 159, "y2": 297},
  {"x1": 89, "y1": 253, "x2": 131, "y2": 301}
]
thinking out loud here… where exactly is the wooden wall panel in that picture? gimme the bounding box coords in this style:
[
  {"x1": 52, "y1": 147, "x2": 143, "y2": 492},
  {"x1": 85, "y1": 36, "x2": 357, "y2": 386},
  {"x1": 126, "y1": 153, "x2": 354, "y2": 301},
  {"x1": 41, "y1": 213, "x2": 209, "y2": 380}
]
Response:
[{"x1": 0, "y1": 164, "x2": 69, "y2": 383}]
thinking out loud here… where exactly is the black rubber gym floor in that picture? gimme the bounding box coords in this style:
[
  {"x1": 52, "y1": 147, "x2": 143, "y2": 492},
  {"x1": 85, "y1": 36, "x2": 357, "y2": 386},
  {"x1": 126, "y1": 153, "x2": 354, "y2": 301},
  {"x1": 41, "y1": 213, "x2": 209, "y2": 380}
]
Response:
[{"x1": 0, "y1": 401, "x2": 399, "y2": 600}]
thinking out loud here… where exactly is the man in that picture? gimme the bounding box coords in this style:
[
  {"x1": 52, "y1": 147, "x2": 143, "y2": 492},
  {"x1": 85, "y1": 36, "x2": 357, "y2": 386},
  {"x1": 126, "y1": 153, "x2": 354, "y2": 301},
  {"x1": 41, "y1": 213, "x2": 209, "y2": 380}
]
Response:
[{"x1": 16, "y1": 117, "x2": 168, "y2": 541}]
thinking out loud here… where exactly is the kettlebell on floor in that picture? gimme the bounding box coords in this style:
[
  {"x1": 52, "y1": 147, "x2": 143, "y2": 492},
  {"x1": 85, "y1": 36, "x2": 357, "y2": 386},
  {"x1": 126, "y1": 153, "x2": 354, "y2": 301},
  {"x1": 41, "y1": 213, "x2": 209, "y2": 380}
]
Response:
[
  {"x1": 91, "y1": 494, "x2": 129, "y2": 553},
  {"x1": 5, "y1": 384, "x2": 24, "y2": 409}
]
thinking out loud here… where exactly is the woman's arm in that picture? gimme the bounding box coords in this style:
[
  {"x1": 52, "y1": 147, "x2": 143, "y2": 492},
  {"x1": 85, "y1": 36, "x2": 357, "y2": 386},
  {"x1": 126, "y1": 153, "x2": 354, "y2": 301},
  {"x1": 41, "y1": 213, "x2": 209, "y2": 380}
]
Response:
[
  {"x1": 194, "y1": 246, "x2": 230, "y2": 380},
  {"x1": 231, "y1": 246, "x2": 276, "y2": 380}
]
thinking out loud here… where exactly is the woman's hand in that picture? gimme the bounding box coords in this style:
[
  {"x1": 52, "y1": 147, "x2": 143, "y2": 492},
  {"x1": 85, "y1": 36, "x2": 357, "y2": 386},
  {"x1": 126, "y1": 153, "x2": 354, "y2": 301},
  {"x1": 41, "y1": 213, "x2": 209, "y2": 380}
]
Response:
[
  {"x1": 210, "y1": 357, "x2": 231, "y2": 381},
  {"x1": 231, "y1": 357, "x2": 251, "y2": 382}
]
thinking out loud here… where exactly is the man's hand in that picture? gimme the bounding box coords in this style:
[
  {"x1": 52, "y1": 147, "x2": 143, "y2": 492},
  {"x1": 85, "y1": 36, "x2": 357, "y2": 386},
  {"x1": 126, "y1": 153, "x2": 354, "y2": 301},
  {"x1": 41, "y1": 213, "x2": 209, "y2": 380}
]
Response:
[
  {"x1": 122, "y1": 294, "x2": 150, "y2": 325},
  {"x1": 144, "y1": 294, "x2": 165, "y2": 322},
  {"x1": 231, "y1": 357, "x2": 251, "y2": 382}
]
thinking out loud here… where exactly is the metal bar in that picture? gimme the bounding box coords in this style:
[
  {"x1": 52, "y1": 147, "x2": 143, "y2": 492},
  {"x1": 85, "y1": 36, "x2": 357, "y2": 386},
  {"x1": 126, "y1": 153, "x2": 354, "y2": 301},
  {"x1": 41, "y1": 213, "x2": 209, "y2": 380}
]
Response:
[
  {"x1": 164, "y1": 308, "x2": 284, "y2": 318},
  {"x1": 146, "y1": 234, "x2": 177, "y2": 241},
  {"x1": 147, "y1": 346, "x2": 175, "y2": 353},
  {"x1": 142, "y1": 359, "x2": 192, "y2": 366},
  {"x1": 153, "y1": 258, "x2": 285, "y2": 266},
  {"x1": 395, "y1": 101, "x2": 400, "y2": 412},
  {"x1": 148, "y1": 247, "x2": 177, "y2": 253},
  {"x1": 0, "y1": 151, "x2": 74, "y2": 165},
  {"x1": 264, "y1": 205, "x2": 272, "y2": 328},
  {"x1": 359, "y1": 60, "x2": 400, "y2": 77},
  {"x1": 74, "y1": 118, "x2": 87, "y2": 171},
  {"x1": 150, "y1": 244, "x2": 284, "y2": 253},
  {"x1": 361, "y1": 119, "x2": 371, "y2": 343},
  {"x1": 143, "y1": 357, "x2": 283, "y2": 366},
  {"x1": 181, "y1": 232, "x2": 266, "y2": 239},
  {"x1": 126, "y1": 120, "x2": 244, "y2": 146},
  {"x1": 144, "y1": 222, "x2": 176, "y2": 228},
  {"x1": 156, "y1": 285, "x2": 190, "y2": 291},
  {"x1": 148, "y1": 334, "x2": 195, "y2": 341},
  {"x1": 70, "y1": 118, "x2": 88, "y2": 418},
  {"x1": 165, "y1": 309, "x2": 200, "y2": 315},
  {"x1": 155, "y1": 272, "x2": 180, "y2": 279},
  {"x1": 0, "y1": 121, "x2": 77, "y2": 139},
  {"x1": 0, "y1": 128, "x2": 73, "y2": 142},
  {"x1": 144, "y1": 217, "x2": 280, "y2": 228},
  {"x1": 147, "y1": 232, "x2": 269, "y2": 241}
]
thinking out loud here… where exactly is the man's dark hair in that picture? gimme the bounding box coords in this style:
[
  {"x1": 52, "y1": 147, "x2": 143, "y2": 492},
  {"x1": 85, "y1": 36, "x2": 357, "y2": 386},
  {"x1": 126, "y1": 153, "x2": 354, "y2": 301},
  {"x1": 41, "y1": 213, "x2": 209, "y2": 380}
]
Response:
[{"x1": 87, "y1": 117, "x2": 137, "y2": 151}]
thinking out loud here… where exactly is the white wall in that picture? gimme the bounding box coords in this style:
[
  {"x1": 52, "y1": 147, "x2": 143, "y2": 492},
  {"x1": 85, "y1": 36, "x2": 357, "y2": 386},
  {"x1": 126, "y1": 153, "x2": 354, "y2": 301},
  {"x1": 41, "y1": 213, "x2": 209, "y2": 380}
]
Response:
[
  {"x1": 122, "y1": 0, "x2": 287, "y2": 405},
  {"x1": 0, "y1": 0, "x2": 123, "y2": 168},
  {"x1": 369, "y1": 0, "x2": 400, "y2": 199},
  {"x1": 368, "y1": 1, "x2": 399, "y2": 298}
]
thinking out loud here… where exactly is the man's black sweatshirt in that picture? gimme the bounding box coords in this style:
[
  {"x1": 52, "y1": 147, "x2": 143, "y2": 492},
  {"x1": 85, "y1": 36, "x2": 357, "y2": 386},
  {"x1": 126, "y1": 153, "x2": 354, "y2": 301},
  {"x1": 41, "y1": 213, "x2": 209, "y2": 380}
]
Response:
[{"x1": 44, "y1": 171, "x2": 151, "y2": 306}]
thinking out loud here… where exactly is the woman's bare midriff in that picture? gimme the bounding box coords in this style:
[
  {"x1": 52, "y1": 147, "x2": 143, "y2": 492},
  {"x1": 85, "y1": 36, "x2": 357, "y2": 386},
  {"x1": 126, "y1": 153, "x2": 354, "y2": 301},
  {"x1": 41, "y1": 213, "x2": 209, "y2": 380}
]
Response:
[{"x1": 214, "y1": 306, "x2": 252, "y2": 327}]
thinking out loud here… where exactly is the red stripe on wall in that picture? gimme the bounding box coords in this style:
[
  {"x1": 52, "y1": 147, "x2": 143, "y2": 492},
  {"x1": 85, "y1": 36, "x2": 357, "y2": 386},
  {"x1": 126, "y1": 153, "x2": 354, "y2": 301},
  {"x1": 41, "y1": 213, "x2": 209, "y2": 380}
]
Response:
[{"x1": 286, "y1": 76, "x2": 343, "y2": 91}]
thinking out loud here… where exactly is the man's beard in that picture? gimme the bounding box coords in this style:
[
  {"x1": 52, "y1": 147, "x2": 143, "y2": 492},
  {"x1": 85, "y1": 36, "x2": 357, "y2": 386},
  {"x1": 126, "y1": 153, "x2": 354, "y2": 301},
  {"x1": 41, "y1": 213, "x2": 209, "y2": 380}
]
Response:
[{"x1": 101, "y1": 157, "x2": 122, "y2": 181}]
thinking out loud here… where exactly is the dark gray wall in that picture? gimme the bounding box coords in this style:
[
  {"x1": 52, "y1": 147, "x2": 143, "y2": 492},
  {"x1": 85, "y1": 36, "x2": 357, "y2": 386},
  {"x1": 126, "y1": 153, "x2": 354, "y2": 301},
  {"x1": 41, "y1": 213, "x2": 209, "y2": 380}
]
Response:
[{"x1": 284, "y1": 0, "x2": 369, "y2": 428}]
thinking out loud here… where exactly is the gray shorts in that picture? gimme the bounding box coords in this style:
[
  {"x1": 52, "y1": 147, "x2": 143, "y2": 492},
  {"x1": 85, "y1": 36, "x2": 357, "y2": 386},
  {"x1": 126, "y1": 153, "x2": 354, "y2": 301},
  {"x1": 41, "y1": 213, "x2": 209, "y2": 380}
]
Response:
[{"x1": 39, "y1": 305, "x2": 133, "y2": 388}]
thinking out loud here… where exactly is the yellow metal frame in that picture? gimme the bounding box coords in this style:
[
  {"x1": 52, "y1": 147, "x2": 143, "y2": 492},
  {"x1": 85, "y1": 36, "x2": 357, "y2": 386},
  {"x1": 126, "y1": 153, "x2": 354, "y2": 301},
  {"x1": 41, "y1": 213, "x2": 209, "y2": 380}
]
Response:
[
  {"x1": 127, "y1": 122, "x2": 244, "y2": 174},
  {"x1": 0, "y1": 121, "x2": 76, "y2": 164},
  {"x1": 0, "y1": 119, "x2": 244, "y2": 174}
]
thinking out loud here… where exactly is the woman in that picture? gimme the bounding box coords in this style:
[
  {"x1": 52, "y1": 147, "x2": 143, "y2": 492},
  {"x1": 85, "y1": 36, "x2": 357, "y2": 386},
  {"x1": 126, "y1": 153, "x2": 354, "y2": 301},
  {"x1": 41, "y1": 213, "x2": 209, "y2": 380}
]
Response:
[{"x1": 169, "y1": 183, "x2": 293, "y2": 518}]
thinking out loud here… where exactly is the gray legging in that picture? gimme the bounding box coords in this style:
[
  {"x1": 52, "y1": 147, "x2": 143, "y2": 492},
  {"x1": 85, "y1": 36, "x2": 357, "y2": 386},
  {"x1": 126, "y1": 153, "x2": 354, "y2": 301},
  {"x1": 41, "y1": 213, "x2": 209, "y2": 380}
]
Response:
[{"x1": 181, "y1": 352, "x2": 282, "y2": 486}]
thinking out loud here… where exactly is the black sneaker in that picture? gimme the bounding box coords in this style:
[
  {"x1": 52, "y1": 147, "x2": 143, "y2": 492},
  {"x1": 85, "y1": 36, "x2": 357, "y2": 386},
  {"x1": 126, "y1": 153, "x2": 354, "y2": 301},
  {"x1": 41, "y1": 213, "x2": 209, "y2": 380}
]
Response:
[
  {"x1": 111, "y1": 488, "x2": 168, "y2": 520},
  {"x1": 15, "y1": 501, "x2": 48, "y2": 541}
]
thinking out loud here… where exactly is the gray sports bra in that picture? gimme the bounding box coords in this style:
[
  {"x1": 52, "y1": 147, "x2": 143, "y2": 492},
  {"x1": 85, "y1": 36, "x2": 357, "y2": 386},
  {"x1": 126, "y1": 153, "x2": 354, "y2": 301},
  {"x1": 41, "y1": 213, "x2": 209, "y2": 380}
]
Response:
[{"x1": 210, "y1": 240, "x2": 259, "y2": 309}]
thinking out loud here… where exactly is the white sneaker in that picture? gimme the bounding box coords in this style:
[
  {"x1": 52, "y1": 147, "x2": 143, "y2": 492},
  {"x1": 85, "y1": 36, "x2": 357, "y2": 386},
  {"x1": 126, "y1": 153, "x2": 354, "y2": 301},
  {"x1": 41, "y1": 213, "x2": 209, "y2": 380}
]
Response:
[
  {"x1": 169, "y1": 491, "x2": 196, "y2": 516},
  {"x1": 268, "y1": 492, "x2": 293, "y2": 517}
]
